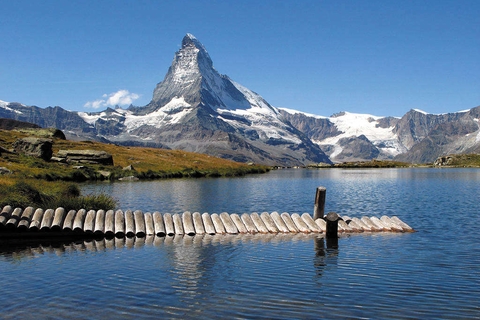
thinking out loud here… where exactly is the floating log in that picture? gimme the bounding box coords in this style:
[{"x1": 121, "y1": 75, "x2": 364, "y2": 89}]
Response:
[
  {"x1": 93, "y1": 210, "x2": 105, "y2": 235},
  {"x1": 390, "y1": 216, "x2": 414, "y2": 232},
  {"x1": 370, "y1": 216, "x2": 390, "y2": 231},
  {"x1": 153, "y1": 212, "x2": 166, "y2": 236},
  {"x1": 51, "y1": 208, "x2": 66, "y2": 232},
  {"x1": 301, "y1": 213, "x2": 321, "y2": 233},
  {"x1": 241, "y1": 213, "x2": 258, "y2": 234},
  {"x1": 163, "y1": 213, "x2": 175, "y2": 236},
  {"x1": 40, "y1": 209, "x2": 55, "y2": 231},
  {"x1": 269, "y1": 212, "x2": 288, "y2": 233},
  {"x1": 73, "y1": 209, "x2": 87, "y2": 233},
  {"x1": 63, "y1": 210, "x2": 77, "y2": 232},
  {"x1": 104, "y1": 210, "x2": 115, "y2": 237},
  {"x1": 211, "y1": 213, "x2": 226, "y2": 234},
  {"x1": 182, "y1": 211, "x2": 195, "y2": 236},
  {"x1": 124, "y1": 210, "x2": 135, "y2": 237},
  {"x1": 192, "y1": 212, "x2": 205, "y2": 234},
  {"x1": 361, "y1": 216, "x2": 380, "y2": 232},
  {"x1": 114, "y1": 210, "x2": 125, "y2": 237},
  {"x1": 314, "y1": 218, "x2": 326, "y2": 232},
  {"x1": 280, "y1": 212, "x2": 298, "y2": 233},
  {"x1": 338, "y1": 219, "x2": 353, "y2": 233},
  {"x1": 230, "y1": 213, "x2": 248, "y2": 233},
  {"x1": 172, "y1": 213, "x2": 184, "y2": 235},
  {"x1": 260, "y1": 212, "x2": 279, "y2": 233},
  {"x1": 134, "y1": 210, "x2": 146, "y2": 237},
  {"x1": 84, "y1": 210, "x2": 96, "y2": 234},
  {"x1": 250, "y1": 212, "x2": 269, "y2": 233},
  {"x1": 220, "y1": 212, "x2": 238, "y2": 234},
  {"x1": 291, "y1": 213, "x2": 310, "y2": 233},
  {"x1": 380, "y1": 215, "x2": 404, "y2": 232},
  {"x1": 144, "y1": 212, "x2": 154, "y2": 236},
  {"x1": 201, "y1": 213, "x2": 216, "y2": 235}
]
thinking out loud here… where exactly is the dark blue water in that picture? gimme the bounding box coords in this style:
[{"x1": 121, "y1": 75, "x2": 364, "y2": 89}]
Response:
[{"x1": 1, "y1": 168, "x2": 479, "y2": 319}]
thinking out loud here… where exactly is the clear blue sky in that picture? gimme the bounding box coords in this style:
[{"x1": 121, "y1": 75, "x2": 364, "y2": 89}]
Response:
[{"x1": 1, "y1": 0, "x2": 478, "y2": 117}]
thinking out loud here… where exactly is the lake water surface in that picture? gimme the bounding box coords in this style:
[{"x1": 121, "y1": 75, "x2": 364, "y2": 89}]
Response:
[{"x1": 1, "y1": 168, "x2": 479, "y2": 319}]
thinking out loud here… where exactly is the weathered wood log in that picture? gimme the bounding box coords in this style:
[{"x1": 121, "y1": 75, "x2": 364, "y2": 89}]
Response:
[
  {"x1": 281, "y1": 212, "x2": 299, "y2": 233},
  {"x1": 352, "y1": 217, "x2": 371, "y2": 232},
  {"x1": 338, "y1": 219, "x2": 353, "y2": 233},
  {"x1": 380, "y1": 215, "x2": 404, "y2": 232},
  {"x1": 260, "y1": 212, "x2": 279, "y2": 233},
  {"x1": 73, "y1": 209, "x2": 87, "y2": 233},
  {"x1": 390, "y1": 216, "x2": 414, "y2": 232},
  {"x1": 314, "y1": 218, "x2": 326, "y2": 232},
  {"x1": 200, "y1": 213, "x2": 215, "y2": 235},
  {"x1": 50, "y1": 207, "x2": 66, "y2": 232},
  {"x1": 104, "y1": 210, "x2": 115, "y2": 237},
  {"x1": 325, "y1": 212, "x2": 339, "y2": 238},
  {"x1": 291, "y1": 213, "x2": 311, "y2": 233},
  {"x1": 124, "y1": 210, "x2": 135, "y2": 237},
  {"x1": 134, "y1": 210, "x2": 146, "y2": 237},
  {"x1": 250, "y1": 212, "x2": 269, "y2": 233},
  {"x1": 342, "y1": 215, "x2": 362, "y2": 232},
  {"x1": 94, "y1": 210, "x2": 106, "y2": 235},
  {"x1": 313, "y1": 186, "x2": 326, "y2": 220},
  {"x1": 220, "y1": 212, "x2": 238, "y2": 234},
  {"x1": 144, "y1": 212, "x2": 154, "y2": 235},
  {"x1": 84, "y1": 210, "x2": 96, "y2": 234},
  {"x1": 172, "y1": 213, "x2": 184, "y2": 235},
  {"x1": 301, "y1": 213, "x2": 321, "y2": 232},
  {"x1": 62, "y1": 210, "x2": 76, "y2": 232},
  {"x1": 6, "y1": 207, "x2": 23, "y2": 229},
  {"x1": 192, "y1": 212, "x2": 205, "y2": 234},
  {"x1": 153, "y1": 211, "x2": 166, "y2": 236},
  {"x1": 40, "y1": 209, "x2": 55, "y2": 231},
  {"x1": 211, "y1": 213, "x2": 226, "y2": 234},
  {"x1": 230, "y1": 213, "x2": 248, "y2": 233},
  {"x1": 17, "y1": 207, "x2": 35, "y2": 231},
  {"x1": 370, "y1": 216, "x2": 390, "y2": 231},
  {"x1": 270, "y1": 212, "x2": 289, "y2": 233},
  {"x1": 241, "y1": 213, "x2": 258, "y2": 234},
  {"x1": 0, "y1": 205, "x2": 13, "y2": 228},
  {"x1": 361, "y1": 216, "x2": 380, "y2": 231},
  {"x1": 114, "y1": 210, "x2": 125, "y2": 237},
  {"x1": 163, "y1": 213, "x2": 175, "y2": 236},
  {"x1": 182, "y1": 211, "x2": 195, "y2": 236}
]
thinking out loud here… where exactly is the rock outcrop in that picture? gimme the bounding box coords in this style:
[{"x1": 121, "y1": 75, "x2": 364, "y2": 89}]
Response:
[
  {"x1": 12, "y1": 137, "x2": 53, "y2": 161},
  {"x1": 55, "y1": 150, "x2": 114, "y2": 165}
]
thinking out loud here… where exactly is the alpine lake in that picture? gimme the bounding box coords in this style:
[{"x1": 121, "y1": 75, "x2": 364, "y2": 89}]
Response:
[{"x1": 1, "y1": 168, "x2": 479, "y2": 319}]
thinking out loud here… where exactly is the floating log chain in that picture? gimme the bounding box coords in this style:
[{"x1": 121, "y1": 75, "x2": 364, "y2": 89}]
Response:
[{"x1": 0, "y1": 205, "x2": 414, "y2": 239}]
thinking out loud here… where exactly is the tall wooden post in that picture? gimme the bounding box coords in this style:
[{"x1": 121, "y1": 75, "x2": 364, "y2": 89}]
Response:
[
  {"x1": 313, "y1": 187, "x2": 326, "y2": 220},
  {"x1": 325, "y1": 211, "x2": 339, "y2": 239}
]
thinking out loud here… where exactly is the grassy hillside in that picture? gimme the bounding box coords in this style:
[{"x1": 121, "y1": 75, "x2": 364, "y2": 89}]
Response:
[{"x1": 0, "y1": 128, "x2": 269, "y2": 209}]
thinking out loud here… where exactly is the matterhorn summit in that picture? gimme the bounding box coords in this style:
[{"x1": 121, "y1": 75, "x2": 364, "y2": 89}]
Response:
[{"x1": 81, "y1": 34, "x2": 331, "y2": 166}]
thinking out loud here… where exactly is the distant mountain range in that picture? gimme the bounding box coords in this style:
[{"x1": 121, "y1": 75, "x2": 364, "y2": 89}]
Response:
[{"x1": 1, "y1": 34, "x2": 479, "y2": 165}]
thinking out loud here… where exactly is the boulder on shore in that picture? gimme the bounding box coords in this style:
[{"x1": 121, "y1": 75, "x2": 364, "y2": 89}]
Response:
[
  {"x1": 13, "y1": 137, "x2": 53, "y2": 161},
  {"x1": 56, "y1": 149, "x2": 114, "y2": 165}
]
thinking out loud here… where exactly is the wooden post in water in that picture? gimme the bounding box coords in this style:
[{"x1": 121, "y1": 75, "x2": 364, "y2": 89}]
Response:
[
  {"x1": 325, "y1": 211, "x2": 339, "y2": 239},
  {"x1": 313, "y1": 187, "x2": 326, "y2": 220}
]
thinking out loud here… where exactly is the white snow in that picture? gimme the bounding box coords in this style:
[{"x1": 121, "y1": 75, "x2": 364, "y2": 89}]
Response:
[
  {"x1": 413, "y1": 108, "x2": 428, "y2": 114},
  {"x1": 279, "y1": 107, "x2": 328, "y2": 119},
  {"x1": 0, "y1": 100, "x2": 23, "y2": 114}
]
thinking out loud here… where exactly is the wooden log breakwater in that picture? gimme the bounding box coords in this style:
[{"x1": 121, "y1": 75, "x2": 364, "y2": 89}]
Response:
[{"x1": 0, "y1": 205, "x2": 414, "y2": 239}]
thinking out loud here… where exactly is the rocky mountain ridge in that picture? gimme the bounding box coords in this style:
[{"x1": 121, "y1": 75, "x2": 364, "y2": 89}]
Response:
[{"x1": 1, "y1": 34, "x2": 479, "y2": 165}]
